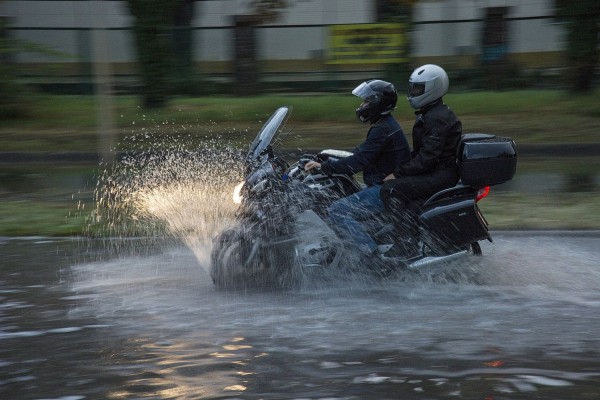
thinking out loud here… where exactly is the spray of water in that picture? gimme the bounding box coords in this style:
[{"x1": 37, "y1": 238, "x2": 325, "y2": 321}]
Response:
[
  {"x1": 89, "y1": 119, "x2": 246, "y2": 268},
  {"x1": 84, "y1": 114, "x2": 487, "y2": 288}
]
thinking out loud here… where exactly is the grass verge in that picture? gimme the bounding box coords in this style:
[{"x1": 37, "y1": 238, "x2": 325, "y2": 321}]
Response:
[
  {"x1": 1, "y1": 90, "x2": 599, "y2": 236},
  {"x1": 1, "y1": 90, "x2": 600, "y2": 152},
  {"x1": 480, "y1": 192, "x2": 600, "y2": 230},
  {"x1": 1, "y1": 191, "x2": 598, "y2": 237},
  {"x1": 0, "y1": 199, "x2": 88, "y2": 237}
]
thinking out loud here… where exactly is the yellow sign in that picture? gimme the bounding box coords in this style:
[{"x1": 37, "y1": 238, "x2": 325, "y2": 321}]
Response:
[{"x1": 328, "y1": 23, "x2": 407, "y2": 64}]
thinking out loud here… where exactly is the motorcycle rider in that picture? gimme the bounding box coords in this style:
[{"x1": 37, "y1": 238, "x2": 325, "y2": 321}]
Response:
[
  {"x1": 304, "y1": 79, "x2": 411, "y2": 256},
  {"x1": 381, "y1": 64, "x2": 462, "y2": 216}
]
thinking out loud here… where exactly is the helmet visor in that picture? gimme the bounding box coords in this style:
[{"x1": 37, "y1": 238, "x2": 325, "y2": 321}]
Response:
[
  {"x1": 408, "y1": 82, "x2": 426, "y2": 97},
  {"x1": 352, "y1": 82, "x2": 380, "y2": 102}
]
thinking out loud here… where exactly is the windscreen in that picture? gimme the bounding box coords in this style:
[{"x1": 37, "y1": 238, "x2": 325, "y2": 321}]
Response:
[{"x1": 246, "y1": 106, "x2": 291, "y2": 164}]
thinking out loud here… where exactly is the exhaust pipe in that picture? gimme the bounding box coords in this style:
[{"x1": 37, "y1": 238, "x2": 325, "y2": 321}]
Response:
[{"x1": 407, "y1": 250, "x2": 469, "y2": 270}]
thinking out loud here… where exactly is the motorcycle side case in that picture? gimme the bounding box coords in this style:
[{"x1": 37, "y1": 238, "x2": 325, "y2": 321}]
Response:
[
  {"x1": 458, "y1": 133, "x2": 517, "y2": 188},
  {"x1": 419, "y1": 193, "x2": 490, "y2": 251}
]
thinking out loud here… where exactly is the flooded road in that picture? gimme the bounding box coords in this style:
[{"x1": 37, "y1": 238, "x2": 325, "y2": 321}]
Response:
[{"x1": 1, "y1": 232, "x2": 599, "y2": 399}]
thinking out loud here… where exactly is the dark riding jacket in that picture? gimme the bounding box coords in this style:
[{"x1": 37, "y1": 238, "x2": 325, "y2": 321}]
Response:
[
  {"x1": 393, "y1": 99, "x2": 462, "y2": 177},
  {"x1": 320, "y1": 114, "x2": 410, "y2": 186}
]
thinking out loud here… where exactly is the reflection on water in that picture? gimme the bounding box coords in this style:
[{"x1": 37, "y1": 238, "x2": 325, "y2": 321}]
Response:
[
  {"x1": 1, "y1": 235, "x2": 600, "y2": 399},
  {"x1": 2, "y1": 129, "x2": 600, "y2": 398}
]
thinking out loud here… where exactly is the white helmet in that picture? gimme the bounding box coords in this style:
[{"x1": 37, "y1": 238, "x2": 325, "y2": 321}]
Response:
[{"x1": 407, "y1": 64, "x2": 449, "y2": 109}]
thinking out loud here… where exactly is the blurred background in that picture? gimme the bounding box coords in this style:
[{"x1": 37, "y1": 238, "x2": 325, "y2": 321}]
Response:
[
  {"x1": 3, "y1": 0, "x2": 595, "y2": 100},
  {"x1": 3, "y1": 4, "x2": 600, "y2": 399},
  {"x1": 0, "y1": 0, "x2": 599, "y2": 235}
]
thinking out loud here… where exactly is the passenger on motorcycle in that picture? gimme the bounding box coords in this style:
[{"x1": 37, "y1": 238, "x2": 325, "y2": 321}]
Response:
[
  {"x1": 381, "y1": 64, "x2": 462, "y2": 218},
  {"x1": 304, "y1": 79, "x2": 411, "y2": 256}
]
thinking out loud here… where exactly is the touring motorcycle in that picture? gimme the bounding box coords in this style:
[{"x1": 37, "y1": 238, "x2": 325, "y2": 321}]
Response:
[{"x1": 210, "y1": 106, "x2": 517, "y2": 289}]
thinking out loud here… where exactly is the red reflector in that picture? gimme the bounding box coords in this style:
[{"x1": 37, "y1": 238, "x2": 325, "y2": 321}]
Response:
[
  {"x1": 476, "y1": 186, "x2": 490, "y2": 202},
  {"x1": 484, "y1": 360, "x2": 505, "y2": 367}
]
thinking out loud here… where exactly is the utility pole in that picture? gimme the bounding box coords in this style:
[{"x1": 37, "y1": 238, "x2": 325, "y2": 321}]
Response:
[{"x1": 90, "y1": 0, "x2": 115, "y2": 164}]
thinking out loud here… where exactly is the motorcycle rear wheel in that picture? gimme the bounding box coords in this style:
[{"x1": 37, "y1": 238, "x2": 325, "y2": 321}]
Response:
[{"x1": 471, "y1": 241, "x2": 482, "y2": 256}]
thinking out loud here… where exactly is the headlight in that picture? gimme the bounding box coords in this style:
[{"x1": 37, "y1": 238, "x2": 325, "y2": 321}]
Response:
[{"x1": 232, "y1": 181, "x2": 245, "y2": 204}]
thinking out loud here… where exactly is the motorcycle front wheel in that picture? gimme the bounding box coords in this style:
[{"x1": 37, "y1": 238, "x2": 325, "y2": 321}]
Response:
[{"x1": 210, "y1": 228, "x2": 300, "y2": 290}]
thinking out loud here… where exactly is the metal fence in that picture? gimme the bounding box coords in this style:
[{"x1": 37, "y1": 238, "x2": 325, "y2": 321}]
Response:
[{"x1": 3, "y1": 0, "x2": 567, "y2": 93}]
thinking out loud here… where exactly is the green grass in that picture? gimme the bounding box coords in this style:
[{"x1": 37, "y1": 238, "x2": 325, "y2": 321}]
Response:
[
  {"x1": 1, "y1": 90, "x2": 600, "y2": 152},
  {"x1": 481, "y1": 192, "x2": 600, "y2": 230},
  {"x1": 1, "y1": 90, "x2": 599, "y2": 236},
  {"x1": 0, "y1": 199, "x2": 87, "y2": 236},
  {"x1": 1, "y1": 191, "x2": 597, "y2": 237}
]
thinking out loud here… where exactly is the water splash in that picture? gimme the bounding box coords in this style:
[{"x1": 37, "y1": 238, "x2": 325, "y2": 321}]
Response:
[{"x1": 89, "y1": 120, "x2": 245, "y2": 268}]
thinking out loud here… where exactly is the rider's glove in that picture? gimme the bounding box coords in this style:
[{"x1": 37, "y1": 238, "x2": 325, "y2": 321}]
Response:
[
  {"x1": 315, "y1": 152, "x2": 330, "y2": 162},
  {"x1": 298, "y1": 156, "x2": 313, "y2": 170}
]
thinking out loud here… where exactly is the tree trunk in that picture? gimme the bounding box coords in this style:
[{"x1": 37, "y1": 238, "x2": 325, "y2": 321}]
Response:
[
  {"x1": 173, "y1": 0, "x2": 196, "y2": 88},
  {"x1": 565, "y1": 17, "x2": 599, "y2": 92},
  {"x1": 556, "y1": 0, "x2": 600, "y2": 93},
  {"x1": 128, "y1": 0, "x2": 177, "y2": 109}
]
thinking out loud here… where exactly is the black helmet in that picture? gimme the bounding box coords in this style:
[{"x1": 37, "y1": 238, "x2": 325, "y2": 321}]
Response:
[{"x1": 352, "y1": 79, "x2": 398, "y2": 123}]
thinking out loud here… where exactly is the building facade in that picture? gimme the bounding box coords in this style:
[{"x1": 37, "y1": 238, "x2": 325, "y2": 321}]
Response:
[{"x1": 2, "y1": 0, "x2": 563, "y2": 86}]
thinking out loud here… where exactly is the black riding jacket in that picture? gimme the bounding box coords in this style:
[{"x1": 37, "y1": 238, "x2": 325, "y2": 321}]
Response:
[
  {"x1": 393, "y1": 99, "x2": 462, "y2": 177},
  {"x1": 320, "y1": 114, "x2": 410, "y2": 186}
]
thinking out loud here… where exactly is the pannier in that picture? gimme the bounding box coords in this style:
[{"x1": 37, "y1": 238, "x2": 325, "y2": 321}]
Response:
[
  {"x1": 458, "y1": 133, "x2": 517, "y2": 188},
  {"x1": 420, "y1": 196, "x2": 490, "y2": 249}
]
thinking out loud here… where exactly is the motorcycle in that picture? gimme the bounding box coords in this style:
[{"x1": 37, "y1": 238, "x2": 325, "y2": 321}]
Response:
[{"x1": 210, "y1": 106, "x2": 517, "y2": 289}]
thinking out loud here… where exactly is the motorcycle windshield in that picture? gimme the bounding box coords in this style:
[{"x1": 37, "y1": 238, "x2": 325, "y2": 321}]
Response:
[{"x1": 246, "y1": 106, "x2": 291, "y2": 164}]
